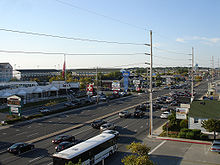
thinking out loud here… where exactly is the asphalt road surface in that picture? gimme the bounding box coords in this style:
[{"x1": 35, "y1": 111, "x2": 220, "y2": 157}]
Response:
[{"x1": 0, "y1": 81, "x2": 209, "y2": 165}]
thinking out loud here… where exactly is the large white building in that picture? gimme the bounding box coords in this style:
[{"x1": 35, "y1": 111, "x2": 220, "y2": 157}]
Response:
[{"x1": 0, "y1": 63, "x2": 13, "y2": 82}]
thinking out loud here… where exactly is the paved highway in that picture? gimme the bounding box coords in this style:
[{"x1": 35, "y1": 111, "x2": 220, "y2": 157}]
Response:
[{"x1": 0, "y1": 81, "x2": 209, "y2": 165}]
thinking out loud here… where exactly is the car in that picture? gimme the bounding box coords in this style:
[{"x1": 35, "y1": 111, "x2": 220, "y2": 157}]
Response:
[
  {"x1": 39, "y1": 108, "x2": 51, "y2": 114},
  {"x1": 133, "y1": 110, "x2": 145, "y2": 118},
  {"x1": 102, "y1": 130, "x2": 119, "y2": 137},
  {"x1": 161, "y1": 105, "x2": 169, "y2": 111},
  {"x1": 8, "y1": 142, "x2": 34, "y2": 154},
  {"x1": 170, "y1": 101, "x2": 178, "y2": 106},
  {"x1": 210, "y1": 140, "x2": 220, "y2": 153},
  {"x1": 118, "y1": 110, "x2": 132, "y2": 118},
  {"x1": 55, "y1": 139, "x2": 84, "y2": 152},
  {"x1": 100, "y1": 123, "x2": 115, "y2": 131},
  {"x1": 91, "y1": 119, "x2": 107, "y2": 129},
  {"x1": 160, "y1": 111, "x2": 171, "y2": 119},
  {"x1": 135, "y1": 104, "x2": 147, "y2": 111},
  {"x1": 55, "y1": 141, "x2": 75, "y2": 152},
  {"x1": 52, "y1": 135, "x2": 75, "y2": 144}
]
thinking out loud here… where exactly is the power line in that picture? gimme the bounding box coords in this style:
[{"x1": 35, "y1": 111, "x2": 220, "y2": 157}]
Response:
[
  {"x1": 55, "y1": 0, "x2": 148, "y2": 31},
  {"x1": 0, "y1": 49, "x2": 145, "y2": 56},
  {"x1": 0, "y1": 28, "x2": 145, "y2": 46},
  {"x1": 154, "y1": 47, "x2": 191, "y2": 55},
  {"x1": 154, "y1": 55, "x2": 188, "y2": 61}
]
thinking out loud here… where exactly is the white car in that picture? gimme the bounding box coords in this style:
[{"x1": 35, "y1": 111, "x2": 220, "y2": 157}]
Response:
[
  {"x1": 160, "y1": 111, "x2": 171, "y2": 119},
  {"x1": 100, "y1": 123, "x2": 115, "y2": 131}
]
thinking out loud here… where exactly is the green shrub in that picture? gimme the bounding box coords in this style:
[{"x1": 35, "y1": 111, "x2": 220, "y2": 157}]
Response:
[
  {"x1": 200, "y1": 134, "x2": 209, "y2": 140},
  {"x1": 180, "y1": 119, "x2": 188, "y2": 128},
  {"x1": 180, "y1": 128, "x2": 189, "y2": 133},
  {"x1": 178, "y1": 132, "x2": 186, "y2": 138},
  {"x1": 186, "y1": 131, "x2": 195, "y2": 139},
  {"x1": 192, "y1": 129, "x2": 201, "y2": 139}
]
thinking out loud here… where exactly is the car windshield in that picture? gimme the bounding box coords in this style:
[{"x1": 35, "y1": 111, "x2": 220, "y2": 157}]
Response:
[{"x1": 10, "y1": 143, "x2": 23, "y2": 148}]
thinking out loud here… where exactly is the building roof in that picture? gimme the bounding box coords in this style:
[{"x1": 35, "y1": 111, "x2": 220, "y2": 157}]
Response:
[
  {"x1": 16, "y1": 69, "x2": 60, "y2": 73},
  {"x1": 188, "y1": 100, "x2": 220, "y2": 119}
]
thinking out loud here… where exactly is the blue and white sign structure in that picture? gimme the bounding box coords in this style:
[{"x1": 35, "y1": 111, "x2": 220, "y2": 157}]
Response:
[{"x1": 121, "y1": 70, "x2": 130, "y2": 93}]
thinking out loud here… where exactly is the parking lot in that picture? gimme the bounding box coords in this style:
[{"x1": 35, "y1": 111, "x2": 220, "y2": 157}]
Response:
[{"x1": 144, "y1": 138, "x2": 220, "y2": 165}]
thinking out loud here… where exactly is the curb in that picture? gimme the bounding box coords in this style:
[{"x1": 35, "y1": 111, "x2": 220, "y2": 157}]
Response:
[{"x1": 155, "y1": 136, "x2": 212, "y2": 145}]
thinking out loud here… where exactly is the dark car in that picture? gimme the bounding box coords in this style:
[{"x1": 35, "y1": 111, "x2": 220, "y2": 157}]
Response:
[
  {"x1": 55, "y1": 139, "x2": 84, "y2": 152},
  {"x1": 55, "y1": 141, "x2": 74, "y2": 152},
  {"x1": 8, "y1": 142, "x2": 34, "y2": 154},
  {"x1": 118, "y1": 110, "x2": 132, "y2": 118},
  {"x1": 135, "y1": 104, "x2": 147, "y2": 111},
  {"x1": 52, "y1": 135, "x2": 75, "y2": 144},
  {"x1": 134, "y1": 110, "x2": 145, "y2": 117},
  {"x1": 91, "y1": 119, "x2": 107, "y2": 129}
]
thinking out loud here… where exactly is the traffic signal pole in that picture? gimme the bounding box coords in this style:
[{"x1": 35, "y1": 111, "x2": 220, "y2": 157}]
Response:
[{"x1": 149, "y1": 30, "x2": 153, "y2": 136}]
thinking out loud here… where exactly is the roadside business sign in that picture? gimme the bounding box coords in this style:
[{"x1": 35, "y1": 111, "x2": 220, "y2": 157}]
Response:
[
  {"x1": 121, "y1": 70, "x2": 130, "y2": 92},
  {"x1": 87, "y1": 84, "x2": 93, "y2": 92},
  {"x1": 7, "y1": 95, "x2": 22, "y2": 107},
  {"x1": 7, "y1": 95, "x2": 22, "y2": 116},
  {"x1": 112, "y1": 81, "x2": 120, "y2": 91},
  {"x1": 133, "y1": 80, "x2": 140, "y2": 85},
  {"x1": 176, "y1": 107, "x2": 188, "y2": 119}
]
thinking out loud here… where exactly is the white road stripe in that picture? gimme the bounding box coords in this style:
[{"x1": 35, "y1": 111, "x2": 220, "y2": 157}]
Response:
[
  {"x1": 16, "y1": 132, "x2": 27, "y2": 136},
  {"x1": 29, "y1": 156, "x2": 43, "y2": 163},
  {"x1": 149, "y1": 140, "x2": 166, "y2": 155},
  {"x1": 124, "y1": 125, "x2": 128, "y2": 128},
  {"x1": 27, "y1": 132, "x2": 38, "y2": 138},
  {"x1": 47, "y1": 162, "x2": 53, "y2": 165}
]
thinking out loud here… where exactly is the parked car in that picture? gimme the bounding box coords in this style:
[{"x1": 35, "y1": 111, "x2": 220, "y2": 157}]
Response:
[
  {"x1": 135, "y1": 104, "x2": 147, "y2": 111},
  {"x1": 91, "y1": 119, "x2": 107, "y2": 129},
  {"x1": 134, "y1": 110, "x2": 145, "y2": 118},
  {"x1": 52, "y1": 135, "x2": 75, "y2": 144},
  {"x1": 160, "y1": 111, "x2": 171, "y2": 119},
  {"x1": 210, "y1": 140, "x2": 220, "y2": 153},
  {"x1": 119, "y1": 110, "x2": 132, "y2": 118},
  {"x1": 100, "y1": 123, "x2": 116, "y2": 131},
  {"x1": 8, "y1": 142, "x2": 34, "y2": 154},
  {"x1": 102, "y1": 130, "x2": 119, "y2": 137}
]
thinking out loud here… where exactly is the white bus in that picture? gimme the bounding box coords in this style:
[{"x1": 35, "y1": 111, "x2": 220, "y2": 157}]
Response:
[{"x1": 52, "y1": 133, "x2": 117, "y2": 165}]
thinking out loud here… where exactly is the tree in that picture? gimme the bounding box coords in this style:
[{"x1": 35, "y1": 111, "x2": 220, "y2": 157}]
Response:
[
  {"x1": 121, "y1": 142, "x2": 154, "y2": 165},
  {"x1": 202, "y1": 119, "x2": 220, "y2": 140}
]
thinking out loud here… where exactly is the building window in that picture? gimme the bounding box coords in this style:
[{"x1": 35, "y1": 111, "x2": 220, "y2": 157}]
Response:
[{"x1": 194, "y1": 118, "x2": 199, "y2": 123}]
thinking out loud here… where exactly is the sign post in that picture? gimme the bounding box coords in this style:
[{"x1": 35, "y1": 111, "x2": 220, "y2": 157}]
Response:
[
  {"x1": 7, "y1": 95, "x2": 22, "y2": 116},
  {"x1": 121, "y1": 70, "x2": 130, "y2": 93}
]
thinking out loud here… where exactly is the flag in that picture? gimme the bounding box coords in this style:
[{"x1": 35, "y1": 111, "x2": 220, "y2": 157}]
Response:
[{"x1": 62, "y1": 61, "x2": 65, "y2": 78}]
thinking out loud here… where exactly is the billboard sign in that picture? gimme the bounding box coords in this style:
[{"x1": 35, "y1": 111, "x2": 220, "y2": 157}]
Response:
[
  {"x1": 176, "y1": 108, "x2": 188, "y2": 119},
  {"x1": 7, "y1": 95, "x2": 22, "y2": 108},
  {"x1": 121, "y1": 70, "x2": 130, "y2": 92},
  {"x1": 112, "y1": 81, "x2": 120, "y2": 91}
]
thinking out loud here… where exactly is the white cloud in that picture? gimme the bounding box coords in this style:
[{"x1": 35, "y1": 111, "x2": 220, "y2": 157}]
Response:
[
  {"x1": 176, "y1": 38, "x2": 185, "y2": 43},
  {"x1": 176, "y1": 36, "x2": 220, "y2": 44}
]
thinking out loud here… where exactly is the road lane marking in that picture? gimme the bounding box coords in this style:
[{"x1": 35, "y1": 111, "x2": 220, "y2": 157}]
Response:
[
  {"x1": 124, "y1": 125, "x2": 128, "y2": 128},
  {"x1": 16, "y1": 132, "x2": 27, "y2": 136},
  {"x1": 2, "y1": 132, "x2": 7, "y2": 135},
  {"x1": 47, "y1": 162, "x2": 53, "y2": 165},
  {"x1": 26, "y1": 99, "x2": 146, "y2": 144},
  {"x1": 28, "y1": 125, "x2": 31, "y2": 128},
  {"x1": 29, "y1": 156, "x2": 44, "y2": 163},
  {"x1": 140, "y1": 126, "x2": 143, "y2": 128},
  {"x1": 16, "y1": 129, "x2": 19, "y2": 131},
  {"x1": 27, "y1": 132, "x2": 38, "y2": 138},
  {"x1": 148, "y1": 140, "x2": 166, "y2": 155}
]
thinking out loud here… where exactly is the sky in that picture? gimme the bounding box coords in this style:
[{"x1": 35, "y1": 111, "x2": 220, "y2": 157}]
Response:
[{"x1": 0, "y1": 0, "x2": 219, "y2": 69}]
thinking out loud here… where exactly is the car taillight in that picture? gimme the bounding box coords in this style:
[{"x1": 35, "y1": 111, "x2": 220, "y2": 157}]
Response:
[{"x1": 211, "y1": 147, "x2": 216, "y2": 150}]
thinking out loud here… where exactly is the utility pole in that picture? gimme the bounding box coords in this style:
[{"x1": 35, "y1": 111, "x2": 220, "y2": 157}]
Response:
[
  {"x1": 191, "y1": 47, "x2": 194, "y2": 103},
  {"x1": 149, "y1": 30, "x2": 153, "y2": 136},
  {"x1": 96, "y1": 67, "x2": 99, "y2": 104}
]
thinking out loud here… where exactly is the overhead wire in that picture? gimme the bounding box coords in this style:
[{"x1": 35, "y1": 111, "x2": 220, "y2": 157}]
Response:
[
  {"x1": 54, "y1": 0, "x2": 148, "y2": 31},
  {"x1": 0, "y1": 49, "x2": 145, "y2": 56},
  {"x1": 0, "y1": 28, "x2": 145, "y2": 46}
]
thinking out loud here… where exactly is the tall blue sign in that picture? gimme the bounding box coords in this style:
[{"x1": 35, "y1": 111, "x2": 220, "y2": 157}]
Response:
[{"x1": 121, "y1": 70, "x2": 130, "y2": 93}]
